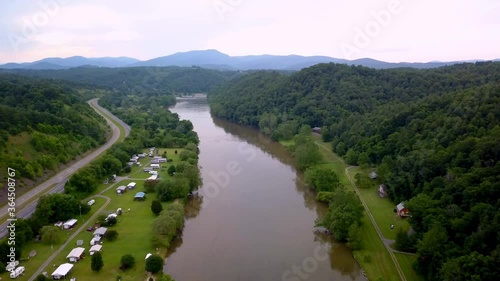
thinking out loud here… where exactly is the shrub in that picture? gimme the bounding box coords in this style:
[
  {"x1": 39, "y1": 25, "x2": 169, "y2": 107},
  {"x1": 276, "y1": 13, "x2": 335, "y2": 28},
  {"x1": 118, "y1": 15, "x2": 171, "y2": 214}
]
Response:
[
  {"x1": 145, "y1": 254, "x2": 164, "y2": 273},
  {"x1": 120, "y1": 254, "x2": 135, "y2": 270},
  {"x1": 104, "y1": 230, "x2": 119, "y2": 241}
]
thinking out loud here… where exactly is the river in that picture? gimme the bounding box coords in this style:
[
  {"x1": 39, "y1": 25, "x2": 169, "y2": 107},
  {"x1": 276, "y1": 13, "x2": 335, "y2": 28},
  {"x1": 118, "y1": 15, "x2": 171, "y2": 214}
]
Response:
[{"x1": 165, "y1": 98, "x2": 364, "y2": 281}]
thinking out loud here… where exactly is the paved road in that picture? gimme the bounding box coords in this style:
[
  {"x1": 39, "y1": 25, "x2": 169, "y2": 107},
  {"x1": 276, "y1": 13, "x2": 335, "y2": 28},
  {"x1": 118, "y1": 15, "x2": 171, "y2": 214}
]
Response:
[
  {"x1": 27, "y1": 195, "x2": 111, "y2": 281},
  {"x1": 315, "y1": 141, "x2": 407, "y2": 281},
  {"x1": 0, "y1": 99, "x2": 129, "y2": 238}
]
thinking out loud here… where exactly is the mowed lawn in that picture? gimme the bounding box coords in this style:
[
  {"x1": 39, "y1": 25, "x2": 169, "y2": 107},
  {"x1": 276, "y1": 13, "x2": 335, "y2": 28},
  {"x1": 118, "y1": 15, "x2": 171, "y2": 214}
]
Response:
[
  {"x1": 347, "y1": 167, "x2": 410, "y2": 240},
  {"x1": 0, "y1": 197, "x2": 106, "y2": 281},
  {"x1": 395, "y1": 253, "x2": 425, "y2": 281},
  {"x1": 354, "y1": 215, "x2": 401, "y2": 281},
  {"x1": 40, "y1": 180, "x2": 169, "y2": 281}
]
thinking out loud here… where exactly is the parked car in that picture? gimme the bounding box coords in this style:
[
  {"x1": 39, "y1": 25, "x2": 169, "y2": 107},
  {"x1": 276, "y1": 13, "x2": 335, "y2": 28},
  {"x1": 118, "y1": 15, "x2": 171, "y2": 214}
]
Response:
[
  {"x1": 87, "y1": 226, "x2": 95, "y2": 232},
  {"x1": 87, "y1": 199, "x2": 95, "y2": 206}
]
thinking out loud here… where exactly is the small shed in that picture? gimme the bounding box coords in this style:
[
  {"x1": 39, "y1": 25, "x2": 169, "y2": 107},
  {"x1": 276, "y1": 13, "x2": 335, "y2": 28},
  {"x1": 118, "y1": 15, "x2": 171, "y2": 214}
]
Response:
[
  {"x1": 378, "y1": 184, "x2": 389, "y2": 198},
  {"x1": 396, "y1": 202, "x2": 410, "y2": 217},
  {"x1": 116, "y1": 186, "x2": 127, "y2": 194},
  {"x1": 312, "y1": 127, "x2": 321, "y2": 133},
  {"x1": 134, "y1": 192, "x2": 146, "y2": 201},
  {"x1": 76, "y1": 240, "x2": 83, "y2": 246},
  {"x1": 66, "y1": 247, "x2": 85, "y2": 262},
  {"x1": 51, "y1": 263, "x2": 74, "y2": 280},
  {"x1": 369, "y1": 171, "x2": 378, "y2": 179},
  {"x1": 89, "y1": 245, "x2": 102, "y2": 255}
]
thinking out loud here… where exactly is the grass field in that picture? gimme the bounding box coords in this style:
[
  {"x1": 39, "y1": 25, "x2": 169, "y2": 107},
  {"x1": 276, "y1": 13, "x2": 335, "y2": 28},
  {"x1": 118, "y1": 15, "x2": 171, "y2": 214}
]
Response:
[
  {"x1": 395, "y1": 253, "x2": 425, "y2": 281},
  {"x1": 0, "y1": 197, "x2": 107, "y2": 281},
  {"x1": 30, "y1": 147, "x2": 188, "y2": 280},
  {"x1": 38, "y1": 181, "x2": 173, "y2": 281},
  {"x1": 347, "y1": 167, "x2": 410, "y2": 240}
]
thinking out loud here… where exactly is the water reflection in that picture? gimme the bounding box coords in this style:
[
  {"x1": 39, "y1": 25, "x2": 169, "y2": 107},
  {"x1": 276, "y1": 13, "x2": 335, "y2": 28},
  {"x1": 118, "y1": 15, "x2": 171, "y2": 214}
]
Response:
[{"x1": 165, "y1": 99, "x2": 363, "y2": 281}]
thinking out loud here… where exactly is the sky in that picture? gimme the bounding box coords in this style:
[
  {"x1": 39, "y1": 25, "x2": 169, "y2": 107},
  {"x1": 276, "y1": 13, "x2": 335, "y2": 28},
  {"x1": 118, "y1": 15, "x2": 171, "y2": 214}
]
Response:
[{"x1": 0, "y1": 0, "x2": 499, "y2": 63}]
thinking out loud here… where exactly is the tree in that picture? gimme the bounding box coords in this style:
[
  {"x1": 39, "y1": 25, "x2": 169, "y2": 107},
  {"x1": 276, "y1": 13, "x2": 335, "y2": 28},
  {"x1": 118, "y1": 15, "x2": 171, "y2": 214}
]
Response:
[
  {"x1": 151, "y1": 199, "x2": 163, "y2": 215},
  {"x1": 344, "y1": 149, "x2": 358, "y2": 165},
  {"x1": 91, "y1": 251, "x2": 104, "y2": 272},
  {"x1": 167, "y1": 164, "x2": 176, "y2": 176},
  {"x1": 120, "y1": 254, "x2": 136, "y2": 270},
  {"x1": 145, "y1": 254, "x2": 164, "y2": 273},
  {"x1": 320, "y1": 189, "x2": 363, "y2": 241},
  {"x1": 40, "y1": 225, "x2": 60, "y2": 245},
  {"x1": 144, "y1": 179, "x2": 159, "y2": 193},
  {"x1": 357, "y1": 152, "x2": 370, "y2": 167},
  {"x1": 104, "y1": 230, "x2": 118, "y2": 241},
  {"x1": 295, "y1": 141, "x2": 323, "y2": 170},
  {"x1": 0, "y1": 262, "x2": 5, "y2": 274},
  {"x1": 181, "y1": 165, "x2": 201, "y2": 192},
  {"x1": 156, "y1": 177, "x2": 190, "y2": 202},
  {"x1": 304, "y1": 167, "x2": 341, "y2": 192},
  {"x1": 415, "y1": 223, "x2": 449, "y2": 279}
]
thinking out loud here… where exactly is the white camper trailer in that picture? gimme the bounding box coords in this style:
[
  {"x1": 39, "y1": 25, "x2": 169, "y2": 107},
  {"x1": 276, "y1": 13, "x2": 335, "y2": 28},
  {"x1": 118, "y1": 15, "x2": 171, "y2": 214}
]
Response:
[{"x1": 9, "y1": 266, "x2": 25, "y2": 279}]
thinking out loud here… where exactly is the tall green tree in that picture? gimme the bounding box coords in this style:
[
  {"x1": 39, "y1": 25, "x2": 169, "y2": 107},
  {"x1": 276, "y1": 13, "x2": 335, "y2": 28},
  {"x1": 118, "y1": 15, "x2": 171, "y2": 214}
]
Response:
[{"x1": 91, "y1": 251, "x2": 104, "y2": 272}]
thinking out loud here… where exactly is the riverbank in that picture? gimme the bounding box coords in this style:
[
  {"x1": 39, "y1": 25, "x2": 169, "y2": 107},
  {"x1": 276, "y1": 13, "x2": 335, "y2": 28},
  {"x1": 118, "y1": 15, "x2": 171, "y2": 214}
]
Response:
[
  {"x1": 280, "y1": 135, "x2": 423, "y2": 281},
  {"x1": 29, "y1": 148, "x2": 189, "y2": 281}
]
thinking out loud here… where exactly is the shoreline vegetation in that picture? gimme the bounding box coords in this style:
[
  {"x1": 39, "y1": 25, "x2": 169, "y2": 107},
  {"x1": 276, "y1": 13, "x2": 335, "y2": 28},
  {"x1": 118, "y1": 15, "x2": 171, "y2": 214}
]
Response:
[
  {"x1": 1, "y1": 92, "x2": 201, "y2": 281},
  {"x1": 208, "y1": 62, "x2": 500, "y2": 281}
]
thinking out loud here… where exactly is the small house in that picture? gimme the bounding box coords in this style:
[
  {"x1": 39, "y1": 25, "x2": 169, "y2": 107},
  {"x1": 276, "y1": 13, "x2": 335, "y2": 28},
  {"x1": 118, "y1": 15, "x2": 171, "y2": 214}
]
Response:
[
  {"x1": 116, "y1": 186, "x2": 127, "y2": 194},
  {"x1": 90, "y1": 237, "x2": 101, "y2": 246},
  {"x1": 150, "y1": 164, "x2": 160, "y2": 169},
  {"x1": 143, "y1": 167, "x2": 153, "y2": 172},
  {"x1": 137, "y1": 153, "x2": 146, "y2": 158},
  {"x1": 63, "y1": 219, "x2": 78, "y2": 229},
  {"x1": 312, "y1": 127, "x2": 321, "y2": 134},
  {"x1": 378, "y1": 184, "x2": 389, "y2": 198},
  {"x1": 89, "y1": 245, "x2": 102, "y2": 255},
  {"x1": 369, "y1": 171, "x2": 378, "y2": 179},
  {"x1": 396, "y1": 202, "x2": 410, "y2": 217},
  {"x1": 93, "y1": 227, "x2": 107, "y2": 238},
  {"x1": 66, "y1": 247, "x2": 85, "y2": 262},
  {"x1": 134, "y1": 192, "x2": 146, "y2": 201},
  {"x1": 127, "y1": 182, "x2": 137, "y2": 189},
  {"x1": 51, "y1": 263, "x2": 74, "y2": 280},
  {"x1": 147, "y1": 174, "x2": 158, "y2": 181}
]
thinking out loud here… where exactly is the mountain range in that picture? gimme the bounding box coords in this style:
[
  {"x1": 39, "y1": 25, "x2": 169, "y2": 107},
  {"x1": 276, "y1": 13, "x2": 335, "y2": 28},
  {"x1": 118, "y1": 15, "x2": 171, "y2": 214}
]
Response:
[{"x1": 1, "y1": 50, "x2": 497, "y2": 70}]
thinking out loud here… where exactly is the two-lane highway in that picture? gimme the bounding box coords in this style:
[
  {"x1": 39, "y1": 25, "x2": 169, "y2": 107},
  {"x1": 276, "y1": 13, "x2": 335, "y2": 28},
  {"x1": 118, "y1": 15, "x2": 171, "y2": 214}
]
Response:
[{"x1": 0, "y1": 99, "x2": 130, "y2": 238}]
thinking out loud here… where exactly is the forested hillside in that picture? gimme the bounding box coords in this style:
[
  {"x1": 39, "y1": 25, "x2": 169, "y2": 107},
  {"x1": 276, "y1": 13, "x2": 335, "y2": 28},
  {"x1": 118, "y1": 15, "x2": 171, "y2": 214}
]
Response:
[
  {"x1": 209, "y1": 62, "x2": 500, "y2": 280},
  {"x1": 1, "y1": 66, "x2": 237, "y2": 94},
  {"x1": 0, "y1": 74, "x2": 107, "y2": 200}
]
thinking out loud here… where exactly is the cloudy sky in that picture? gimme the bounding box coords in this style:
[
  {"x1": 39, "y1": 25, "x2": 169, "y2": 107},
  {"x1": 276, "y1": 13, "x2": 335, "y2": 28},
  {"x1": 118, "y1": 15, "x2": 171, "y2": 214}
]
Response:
[{"x1": 1, "y1": 0, "x2": 499, "y2": 63}]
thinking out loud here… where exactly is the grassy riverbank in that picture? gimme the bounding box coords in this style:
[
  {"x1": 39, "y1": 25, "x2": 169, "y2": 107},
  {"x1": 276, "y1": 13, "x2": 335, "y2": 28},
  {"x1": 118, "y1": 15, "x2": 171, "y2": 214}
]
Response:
[{"x1": 280, "y1": 135, "x2": 424, "y2": 281}]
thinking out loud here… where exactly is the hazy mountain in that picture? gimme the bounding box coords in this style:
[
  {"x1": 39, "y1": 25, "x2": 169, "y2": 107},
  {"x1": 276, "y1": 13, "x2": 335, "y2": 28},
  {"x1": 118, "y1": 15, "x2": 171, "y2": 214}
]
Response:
[
  {"x1": 1, "y1": 50, "x2": 496, "y2": 70},
  {"x1": 0, "y1": 56, "x2": 139, "y2": 69}
]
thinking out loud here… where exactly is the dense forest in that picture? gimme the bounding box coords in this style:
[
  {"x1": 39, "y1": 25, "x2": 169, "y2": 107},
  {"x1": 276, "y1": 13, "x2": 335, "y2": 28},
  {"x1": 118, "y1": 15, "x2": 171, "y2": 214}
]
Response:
[
  {"x1": 0, "y1": 74, "x2": 107, "y2": 197},
  {"x1": 0, "y1": 66, "x2": 237, "y2": 95},
  {"x1": 209, "y1": 62, "x2": 500, "y2": 280}
]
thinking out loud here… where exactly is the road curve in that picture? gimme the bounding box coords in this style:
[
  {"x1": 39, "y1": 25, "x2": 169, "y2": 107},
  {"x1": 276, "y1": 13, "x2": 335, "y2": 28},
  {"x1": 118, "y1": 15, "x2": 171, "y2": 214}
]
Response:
[{"x1": 0, "y1": 99, "x2": 129, "y2": 238}]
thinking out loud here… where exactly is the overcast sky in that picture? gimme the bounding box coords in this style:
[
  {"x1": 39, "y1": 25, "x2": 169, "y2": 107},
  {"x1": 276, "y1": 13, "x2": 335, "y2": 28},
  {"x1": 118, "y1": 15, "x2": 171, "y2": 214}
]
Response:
[{"x1": 1, "y1": 0, "x2": 499, "y2": 63}]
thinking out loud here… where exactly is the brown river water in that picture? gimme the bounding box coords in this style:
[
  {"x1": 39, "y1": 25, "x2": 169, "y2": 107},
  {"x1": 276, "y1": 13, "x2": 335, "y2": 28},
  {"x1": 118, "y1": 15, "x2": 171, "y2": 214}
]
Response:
[{"x1": 164, "y1": 98, "x2": 364, "y2": 281}]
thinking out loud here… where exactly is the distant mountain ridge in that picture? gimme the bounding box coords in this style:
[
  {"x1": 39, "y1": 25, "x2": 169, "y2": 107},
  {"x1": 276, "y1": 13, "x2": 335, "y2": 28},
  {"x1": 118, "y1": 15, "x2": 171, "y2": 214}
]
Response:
[{"x1": 1, "y1": 50, "x2": 497, "y2": 70}]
